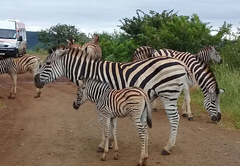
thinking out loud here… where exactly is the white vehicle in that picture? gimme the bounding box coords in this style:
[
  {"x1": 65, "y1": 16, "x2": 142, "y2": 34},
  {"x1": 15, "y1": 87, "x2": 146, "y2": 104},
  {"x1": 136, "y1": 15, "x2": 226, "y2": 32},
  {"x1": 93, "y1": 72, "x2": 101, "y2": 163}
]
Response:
[{"x1": 0, "y1": 19, "x2": 27, "y2": 58}]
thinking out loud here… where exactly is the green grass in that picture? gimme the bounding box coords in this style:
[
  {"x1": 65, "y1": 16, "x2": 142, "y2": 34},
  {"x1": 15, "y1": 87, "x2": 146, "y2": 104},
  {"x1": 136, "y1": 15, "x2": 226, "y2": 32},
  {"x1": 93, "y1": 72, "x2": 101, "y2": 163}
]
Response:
[{"x1": 212, "y1": 64, "x2": 240, "y2": 129}]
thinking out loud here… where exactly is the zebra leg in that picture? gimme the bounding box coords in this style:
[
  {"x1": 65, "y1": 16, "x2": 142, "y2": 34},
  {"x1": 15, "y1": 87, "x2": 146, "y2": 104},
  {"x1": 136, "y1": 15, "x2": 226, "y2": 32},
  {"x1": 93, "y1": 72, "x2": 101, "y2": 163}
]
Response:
[
  {"x1": 111, "y1": 118, "x2": 119, "y2": 160},
  {"x1": 9, "y1": 74, "x2": 17, "y2": 99},
  {"x1": 109, "y1": 118, "x2": 114, "y2": 149},
  {"x1": 97, "y1": 128, "x2": 105, "y2": 153},
  {"x1": 184, "y1": 84, "x2": 193, "y2": 121},
  {"x1": 34, "y1": 88, "x2": 41, "y2": 98},
  {"x1": 160, "y1": 96, "x2": 180, "y2": 155},
  {"x1": 135, "y1": 121, "x2": 148, "y2": 166},
  {"x1": 101, "y1": 117, "x2": 111, "y2": 161}
]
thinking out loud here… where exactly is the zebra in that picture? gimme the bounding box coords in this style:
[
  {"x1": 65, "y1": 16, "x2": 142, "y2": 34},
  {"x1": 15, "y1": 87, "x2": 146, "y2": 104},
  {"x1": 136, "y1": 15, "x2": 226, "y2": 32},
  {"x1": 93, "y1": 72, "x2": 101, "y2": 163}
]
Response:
[
  {"x1": 66, "y1": 39, "x2": 82, "y2": 49},
  {"x1": 0, "y1": 55, "x2": 42, "y2": 99},
  {"x1": 34, "y1": 47, "x2": 222, "y2": 155},
  {"x1": 133, "y1": 46, "x2": 225, "y2": 121},
  {"x1": 195, "y1": 46, "x2": 222, "y2": 65},
  {"x1": 73, "y1": 77, "x2": 152, "y2": 166},
  {"x1": 81, "y1": 34, "x2": 102, "y2": 61},
  {"x1": 34, "y1": 48, "x2": 191, "y2": 155}
]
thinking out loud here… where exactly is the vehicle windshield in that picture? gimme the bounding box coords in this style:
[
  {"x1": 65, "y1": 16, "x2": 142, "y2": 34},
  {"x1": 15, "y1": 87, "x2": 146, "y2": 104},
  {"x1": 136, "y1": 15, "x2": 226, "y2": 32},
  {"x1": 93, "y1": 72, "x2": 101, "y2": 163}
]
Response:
[{"x1": 0, "y1": 29, "x2": 16, "y2": 39}]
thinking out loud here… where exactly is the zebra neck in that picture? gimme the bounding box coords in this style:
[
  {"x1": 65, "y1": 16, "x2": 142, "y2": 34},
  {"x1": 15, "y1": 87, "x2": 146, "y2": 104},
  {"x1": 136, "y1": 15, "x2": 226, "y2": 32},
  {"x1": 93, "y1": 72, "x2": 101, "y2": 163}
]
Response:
[
  {"x1": 63, "y1": 53, "x2": 99, "y2": 85},
  {"x1": 87, "y1": 83, "x2": 111, "y2": 103},
  {"x1": 171, "y1": 52, "x2": 217, "y2": 93}
]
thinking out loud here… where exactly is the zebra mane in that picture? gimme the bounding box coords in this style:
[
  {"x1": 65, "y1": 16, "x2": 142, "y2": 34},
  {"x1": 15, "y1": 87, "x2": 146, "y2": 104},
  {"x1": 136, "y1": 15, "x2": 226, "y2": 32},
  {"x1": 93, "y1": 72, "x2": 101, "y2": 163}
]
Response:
[
  {"x1": 80, "y1": 77, "x2": 111, "y2": 89},
  {"x1": 48, "y1": 45, "x2": 68, "y2": 55},
  {"x1": 199, "y1": 45, "x2": 217, "y2": 52},
  {"x1": 201, "y1": 62, "x2": 219, "y2": 92}
]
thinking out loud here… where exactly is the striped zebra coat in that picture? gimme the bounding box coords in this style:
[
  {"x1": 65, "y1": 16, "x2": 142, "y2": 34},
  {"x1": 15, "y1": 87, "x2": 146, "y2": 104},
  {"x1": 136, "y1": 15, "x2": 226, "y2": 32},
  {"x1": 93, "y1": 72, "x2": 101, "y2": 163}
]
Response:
[
  {"x1": 81, "y1": 34, "x2": 102, "y2": 61},
  {"x1": 73, "y1": 78, "x2": 152, "y2": 165},
  {"x1": 133, "y1": 46, "x2": 224, "y2": 121},
  {"x1": 195, "y1": 46, "x2": 222, "y2": 65},
  {"x1": 0, "y1": 55, "x2": 42, "y2": 98},
  {"x1": 34, "y1": 48, "x2": 190, "y2": 155}
]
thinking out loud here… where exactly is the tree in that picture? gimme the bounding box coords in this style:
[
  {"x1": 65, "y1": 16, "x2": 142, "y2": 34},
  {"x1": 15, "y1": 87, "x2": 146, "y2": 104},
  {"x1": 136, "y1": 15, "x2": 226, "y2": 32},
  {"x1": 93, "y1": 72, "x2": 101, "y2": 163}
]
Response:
[
  {"x1": 119, "y1": 9, "x2": 232, "y2": 53},
  {"x1": 38, "y1": 23, "x2": 88, "y2": 48}
]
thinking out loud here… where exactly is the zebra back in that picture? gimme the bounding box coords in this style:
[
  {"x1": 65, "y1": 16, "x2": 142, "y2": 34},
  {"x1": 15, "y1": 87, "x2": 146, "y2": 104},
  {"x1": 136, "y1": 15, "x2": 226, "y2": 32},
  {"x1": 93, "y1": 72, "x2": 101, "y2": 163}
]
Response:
[
  {"x1": 133, "y1": 46, "x2": 220, "y2": 95},
  {"x1": 13, "y1": 55, "x2": 42, "y2": 74}
]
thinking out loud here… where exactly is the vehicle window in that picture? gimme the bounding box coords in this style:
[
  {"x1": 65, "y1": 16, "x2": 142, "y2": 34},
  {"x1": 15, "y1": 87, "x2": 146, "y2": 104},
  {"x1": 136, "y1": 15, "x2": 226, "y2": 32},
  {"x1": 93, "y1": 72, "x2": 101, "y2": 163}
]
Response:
[{"x1": 0, "y1": 29, "x2": 16, "y2": 39}]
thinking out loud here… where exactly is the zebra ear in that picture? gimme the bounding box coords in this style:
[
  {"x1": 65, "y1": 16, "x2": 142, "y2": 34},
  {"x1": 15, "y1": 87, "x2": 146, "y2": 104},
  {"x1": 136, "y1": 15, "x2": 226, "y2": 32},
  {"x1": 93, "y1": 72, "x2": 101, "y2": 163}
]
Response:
[
  {"x1": 218, "y1": 88, "x2": 225, "y2": 94},
  {"x1": 58, "y1": 49, "x2": 69, "y2": 57}
]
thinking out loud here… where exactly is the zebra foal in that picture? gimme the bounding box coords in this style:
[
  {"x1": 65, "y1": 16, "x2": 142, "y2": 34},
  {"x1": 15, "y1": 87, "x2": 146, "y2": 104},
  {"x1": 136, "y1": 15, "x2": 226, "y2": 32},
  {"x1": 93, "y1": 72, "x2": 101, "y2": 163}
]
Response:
[
  {"x1": 0, "y1": 55, "x2": 42, "y2": 98},
  {"x1": 73, "y1": 77, "x2": 152, "y2": 166}
]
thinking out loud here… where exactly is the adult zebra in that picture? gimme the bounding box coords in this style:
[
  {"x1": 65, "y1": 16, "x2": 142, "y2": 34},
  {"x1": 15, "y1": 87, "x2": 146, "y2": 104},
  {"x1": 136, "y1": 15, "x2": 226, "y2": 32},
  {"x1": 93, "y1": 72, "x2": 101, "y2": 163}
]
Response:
[
  {"x1": 0, "y1": 55, "x2": 42, "y2": 98},
  {"x1": 34, "y1": 48, "x2": 222, "y2": 155},
  {"x1": 34, "y1": 47, "x2": 192, "y2": 155},
  {"x1": 73, "y1": 78, "x2": 152, "y2": 165},
  {"x1": 81, "y1": 34, "x2": 102, "y2": 61},
  {"x1": 133, "y1": 46, "x2": 224, "y2": 121}
]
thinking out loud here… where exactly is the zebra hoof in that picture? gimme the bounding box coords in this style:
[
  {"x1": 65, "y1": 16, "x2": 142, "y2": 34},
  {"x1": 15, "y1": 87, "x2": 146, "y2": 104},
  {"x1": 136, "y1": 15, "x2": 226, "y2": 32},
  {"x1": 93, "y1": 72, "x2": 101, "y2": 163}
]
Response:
[
  {"x1": 161, "y1": 149, "x2": 170, "y2": 155},
  {"x1": 182, "y1": 113, "x2": 188, "y2": 117},
  {"x1": 100, "y1": 157, "x2": 106, "y2": 161},
  {"x1": 97, "y1": 147, "x2": 104, "y2": 153},
  {"x1": 114, "y1": 155, "x2": 119, "y2": 160},
  {"x1": 152, "y1": 108, "x2": 157, "y2": 112},
  {"x1": 188, "y1": 117, "x2": 194, "y2": 121}
]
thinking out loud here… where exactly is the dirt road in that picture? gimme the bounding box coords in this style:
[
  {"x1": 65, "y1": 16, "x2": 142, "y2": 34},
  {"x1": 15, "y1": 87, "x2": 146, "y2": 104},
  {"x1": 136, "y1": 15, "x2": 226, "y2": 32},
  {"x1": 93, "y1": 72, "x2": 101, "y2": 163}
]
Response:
[{"x1": 0, "y1": 73, "x2": 240, "y2": 166}]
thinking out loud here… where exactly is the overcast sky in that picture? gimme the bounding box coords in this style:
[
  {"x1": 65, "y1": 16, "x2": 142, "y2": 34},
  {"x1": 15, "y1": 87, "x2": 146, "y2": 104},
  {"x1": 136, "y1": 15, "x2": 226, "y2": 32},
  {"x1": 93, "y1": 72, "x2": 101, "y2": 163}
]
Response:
[{"x1": 1, "y1": 0, "x2": 239, "y2": 34}]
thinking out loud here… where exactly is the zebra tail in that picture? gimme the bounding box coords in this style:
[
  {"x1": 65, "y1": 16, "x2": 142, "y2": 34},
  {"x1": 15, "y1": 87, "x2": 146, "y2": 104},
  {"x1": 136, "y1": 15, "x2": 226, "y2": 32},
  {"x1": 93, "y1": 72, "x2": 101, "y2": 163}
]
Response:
[{"x1": 146, "y1": 100, "x2": 152, "y2": 128}]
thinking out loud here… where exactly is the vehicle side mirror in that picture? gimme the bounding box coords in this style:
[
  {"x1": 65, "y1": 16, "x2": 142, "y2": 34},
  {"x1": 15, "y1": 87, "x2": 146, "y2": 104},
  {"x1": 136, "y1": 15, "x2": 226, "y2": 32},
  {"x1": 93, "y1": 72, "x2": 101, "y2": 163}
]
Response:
[{"x1": 18, "y1": 36, "x2": 23, "y2": 41}]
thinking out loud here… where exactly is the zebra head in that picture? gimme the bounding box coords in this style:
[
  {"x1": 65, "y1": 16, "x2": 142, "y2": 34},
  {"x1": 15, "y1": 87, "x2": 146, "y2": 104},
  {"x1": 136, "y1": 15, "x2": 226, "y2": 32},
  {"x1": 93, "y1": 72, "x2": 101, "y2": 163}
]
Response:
[
  {"x1": 34, "y1": 48, "x2": 69, "y2": 89},
  {"x1": 208, "y1": 46, "x2": 223, "y2": 64},
  {"x1": 73, "y1": 77, "x2": 88, "y2": 109},
  {"x1": 204, "y1": 88, "x2": 225, "y2": 122}
]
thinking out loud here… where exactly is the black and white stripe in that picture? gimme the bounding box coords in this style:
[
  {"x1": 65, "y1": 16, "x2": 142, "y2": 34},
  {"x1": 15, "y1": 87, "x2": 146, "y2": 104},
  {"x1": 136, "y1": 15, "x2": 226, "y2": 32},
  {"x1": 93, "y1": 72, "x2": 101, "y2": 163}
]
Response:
[
  {"x1": 73, "y1": 78, "x2": 152, "y2": 165},
  {"x1": 133, "y1": 46, "x2": 224, "y2": 121},
  {"x1": 195, "y1": 46, "x2": 222, "y2": 65},
  {"x1": 34, "y1": 48, "x2": 190, "y2": 154},
  {"x1": 0, "y1": 55, "x2": 42, "y2": 98}
]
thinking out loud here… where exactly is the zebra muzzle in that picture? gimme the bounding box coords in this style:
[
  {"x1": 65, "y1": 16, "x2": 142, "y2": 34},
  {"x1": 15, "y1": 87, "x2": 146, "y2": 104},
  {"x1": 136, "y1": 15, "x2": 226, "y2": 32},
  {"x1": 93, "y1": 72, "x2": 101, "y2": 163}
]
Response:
[
  {"x1": 73, "y1": 101, "x2": 80, "y2": 110},
  {"x1": 34, "y1": 73, "x2": 45, "y2": 89},
  {"x1": 211, "y1": 113, "x2": 221, "y2": 122}
]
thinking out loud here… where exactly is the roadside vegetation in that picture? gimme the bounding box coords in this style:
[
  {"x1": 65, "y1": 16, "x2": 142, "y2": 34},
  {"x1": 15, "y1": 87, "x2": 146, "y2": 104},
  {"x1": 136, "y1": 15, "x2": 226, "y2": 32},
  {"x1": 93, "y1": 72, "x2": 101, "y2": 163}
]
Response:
[{"x1": 30, "y1": 9, "x2": 240, "y2": 129}]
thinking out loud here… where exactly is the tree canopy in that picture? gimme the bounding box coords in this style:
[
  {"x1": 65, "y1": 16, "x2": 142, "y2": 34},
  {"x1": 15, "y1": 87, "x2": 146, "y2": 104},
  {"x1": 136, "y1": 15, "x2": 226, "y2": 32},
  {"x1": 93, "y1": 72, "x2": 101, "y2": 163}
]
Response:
[
  {"x1": 119, "y1": 9, "x2": 232, "y2": 53},
  {"x1": 38, "y1": 23, "x2": 89, "y2": 48}
]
